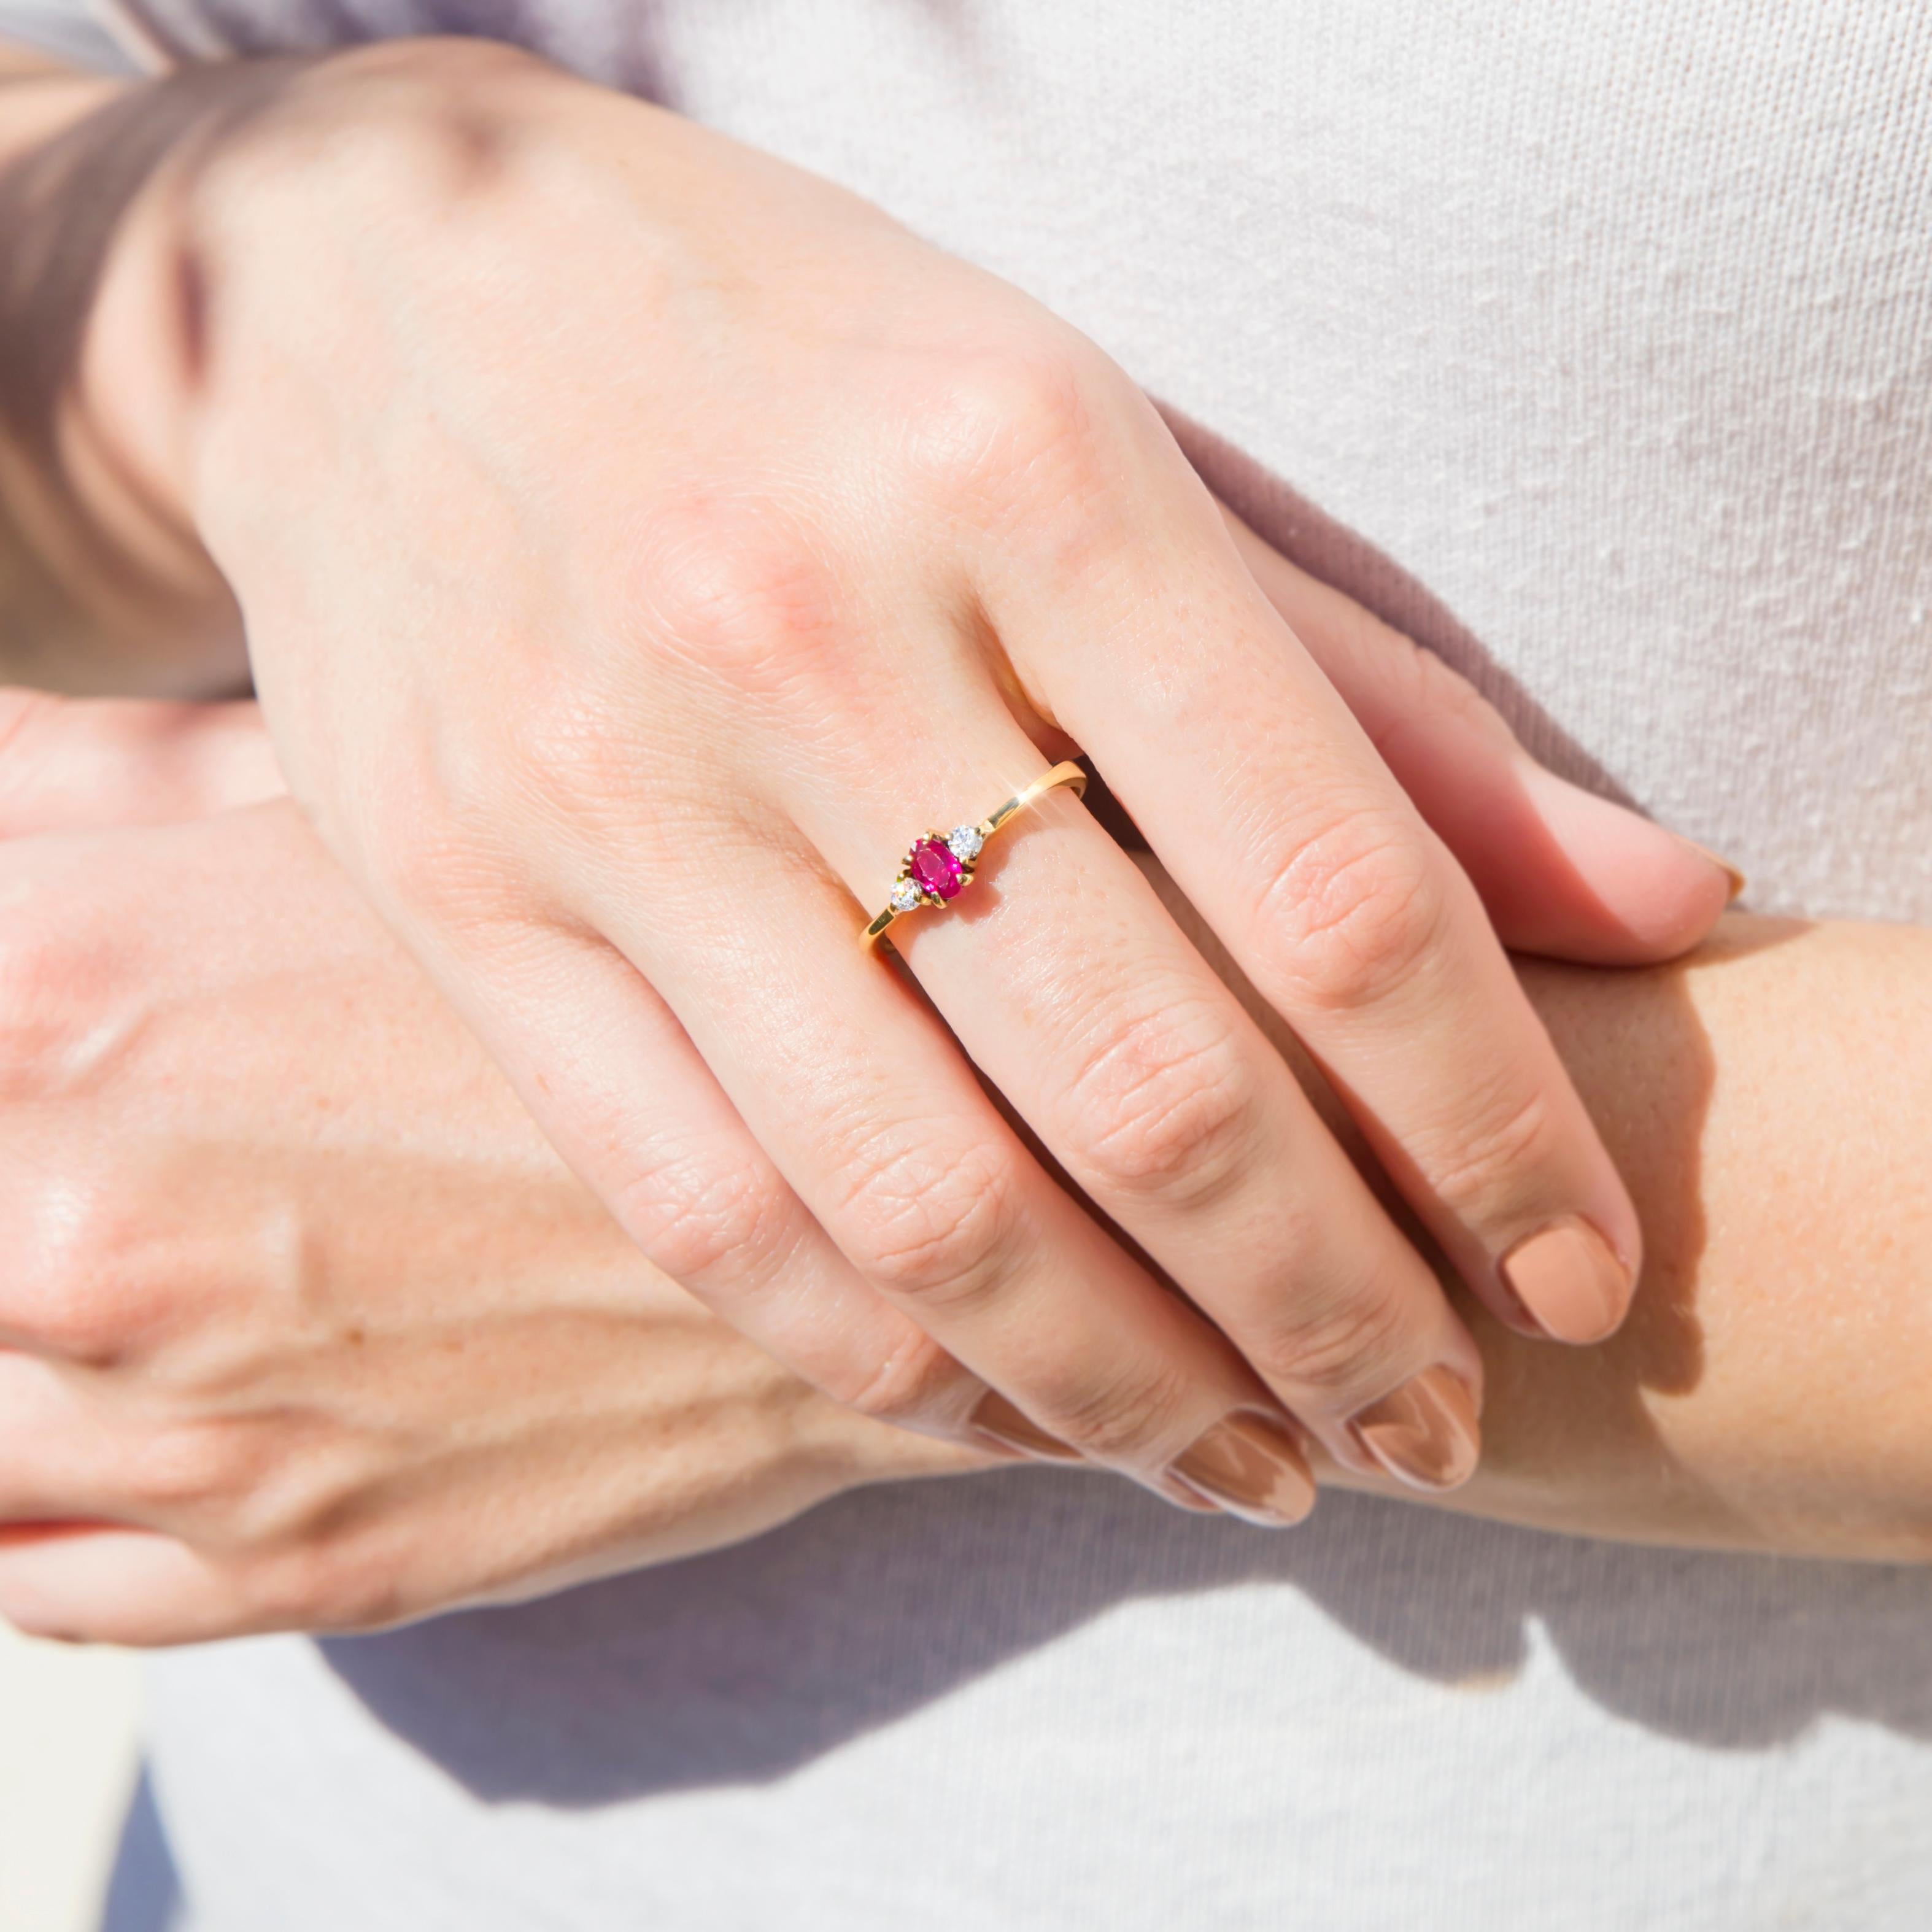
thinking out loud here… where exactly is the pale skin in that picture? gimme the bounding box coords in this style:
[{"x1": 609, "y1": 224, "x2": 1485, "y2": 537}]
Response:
[
  {"x1": 0, "y1": 35, "x2": 1746, "y2": 1517},
  {"x1": 0, "y1": 692, "x2": 1925, "y2": 1650}
]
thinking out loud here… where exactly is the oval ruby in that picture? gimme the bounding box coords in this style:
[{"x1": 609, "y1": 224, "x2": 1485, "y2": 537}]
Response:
[{"x1": 908, "y1": 837, "x2": 965, "y2": 900}]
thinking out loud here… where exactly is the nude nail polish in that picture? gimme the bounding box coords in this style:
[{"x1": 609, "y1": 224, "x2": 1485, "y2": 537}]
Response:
[
  {"x1": 1349, "y1": 1366, "x2": 1481, "y2": 1493},
  {"x1": 1153, "y1": 1475, "x2": 1227, "y2": 1515},
  {"x1": 1168, "y1": 1411, "x2": 1316, "y2": 1527},
  {"x1": 1500, "y1": 1216, "x2": 1631, "y2": 1343},
  {"x1": 969, "y1": 1391, "x2": 1084, "y2": 1462}
]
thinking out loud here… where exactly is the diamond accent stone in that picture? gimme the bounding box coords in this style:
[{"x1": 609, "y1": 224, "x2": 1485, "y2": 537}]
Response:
[
  {"x1": 890, "y1": 878, "x2": 924, "y2": 913},
  {"x1": 947, "y1": 825, "x2": 984, "y2": 862}
]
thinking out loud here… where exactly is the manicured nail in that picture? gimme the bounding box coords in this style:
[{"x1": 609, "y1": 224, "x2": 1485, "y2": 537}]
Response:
[
  {"x1": 1168, "y1": 1410, "x2": 1316, "y2": 1527},
  {"x1": 1153, "y1": 1475, "x2": 1226, "y2": 1514},
  {"x1": 1678, "y1": 836, "x2": 1747, "y2": 903},
  {"x1": 1499, "y1": 1216, "x2": 1632, "y2": 1343},
  {"x1": 1349, "y1": 1366, "x2": 1480, "y2": 1493},
  {"x1": 969, "y1": 1391, "x2": 1083, "y2": 1462}
]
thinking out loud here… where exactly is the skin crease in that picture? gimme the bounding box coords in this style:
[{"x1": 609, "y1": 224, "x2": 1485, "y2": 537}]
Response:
[
  {"x1": 0, "y1": 29, "x2": 1753, "y2": 1502},
  {"x1": 0, "y1": 703, "x2": 1925, "y2": 1651}
]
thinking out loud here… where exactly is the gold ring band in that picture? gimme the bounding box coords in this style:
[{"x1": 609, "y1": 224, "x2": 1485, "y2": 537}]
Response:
[{"x1": 863, "y1": 760, "x2": 1088, "y2": 949}]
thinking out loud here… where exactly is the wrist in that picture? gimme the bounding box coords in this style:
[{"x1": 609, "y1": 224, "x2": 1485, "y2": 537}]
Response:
[
  {"x1": 104, "y1": 38, "x2": 589, "y2": 579},
  {"x1": 1, "y1": 58, "x2": 256, "y2": 687},
  {"x1": 2, "y1": 38, "x2": 565, "y2": 691}
]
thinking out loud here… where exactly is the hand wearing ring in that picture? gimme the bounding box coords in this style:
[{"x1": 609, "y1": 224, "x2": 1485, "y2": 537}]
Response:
[{"x1": 164, "y1": 50, "x2": 1734, "y2": 1529}]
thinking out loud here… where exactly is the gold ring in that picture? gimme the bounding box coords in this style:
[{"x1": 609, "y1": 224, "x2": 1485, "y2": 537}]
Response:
[{"x1": 863, "y1": 760, "x2": 1088, "y2": 949}]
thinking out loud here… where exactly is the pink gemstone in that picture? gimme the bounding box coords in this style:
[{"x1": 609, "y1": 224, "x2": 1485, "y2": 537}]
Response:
[{"x1": 908, "y1": 837, "x2": 965, "y2": 901}]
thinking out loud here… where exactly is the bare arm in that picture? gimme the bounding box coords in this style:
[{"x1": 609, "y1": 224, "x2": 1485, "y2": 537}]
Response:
[
  {"x1": 1166, "y1": 884, "x2": 1932, "y2": 1563},
  {"x1": 1485, "y1": 917, "x2": 1932, "y2": 1561}
]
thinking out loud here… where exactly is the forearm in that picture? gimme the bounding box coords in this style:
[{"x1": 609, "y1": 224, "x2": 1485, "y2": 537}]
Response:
[
  {"x1": 1170, "y1": 894, "x2": 1932, "y2": 1561},
  {"x1": 1476, "y1": 917, "x2": 1932, "y2": 1559},
  {"x1": 0, "y1": 39, "x2": 242, "y2": 689}
]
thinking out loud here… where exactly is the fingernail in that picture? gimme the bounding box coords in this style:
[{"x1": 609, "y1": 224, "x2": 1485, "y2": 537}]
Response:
[
  {"x1": 1168, "y1": 1410, "x2": 1316, "y2": 1528},
  {"x1": 969, "y1": 1391, "x2": 1083, "y2": 1463},
  {"x1": 1677, "y1": 836, "x2": 1747, "y2": 903},
  {"x1": 1499, "y1": 1215, "x2": 1631, "y2": 1343},
  {"x1": 1154, "y1": 1475, "x2": 1227, "y2": 1514},
  {"x1": 1349, "y1": 1366, "x2": 1481, "y2": 1493}
]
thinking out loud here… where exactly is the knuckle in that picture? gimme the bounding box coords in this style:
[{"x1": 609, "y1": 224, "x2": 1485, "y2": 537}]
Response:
[
  {"x1": 1416, "y1": 1079, "x2": 1563, "y2": 1220},
  {"x1": 835, "y1": 1329, "x2": 966, "y2": 1430},
  {"x1": 838, "y1": 1132, "x2": 1022, "y2": 1311},
  {"x1": 1057, "y1": 1000, "x2": 1263, "y2": 1210},
  {"x1": 1251, "y1": 808, "x2": 1447, "y2": 1014},
  {"x1": 617, "y1": 498, "x2": 849, "y2": 703},
  {"x1": 0, "y1": 888, "x2": 123, "y2": 1107},
  {"x1": 360, "y1": 768, "x2": 516, "y2": 930},
  {"x1": 1032, "y1": 1352, "x2": 1195, "y2": 1465},
  {"x1": 1249, "y1": 1277, "x2": 1421, "y2": 1407},
  {"x1": 487, "y1": 672, "x2": 638, "y2": 827},
  {"x1": 243, "y1": 42, "x2": 551, "y2": 218},
  {"x1": 614, "y1": 1145, "x2": 798, "y2": 1290},
  {"x1": 3, "y1": 1172, "x2": 168, "y2": 1364},
  {"x1": 902, "y1": 338, "x2": 1113, "y2": 518},
  {"x1": 123, "y1": 1423, "x2": 245, "y2": 1517},
  {"x1": 344, "y1": 719, "x2": 562, "y2": 932}
]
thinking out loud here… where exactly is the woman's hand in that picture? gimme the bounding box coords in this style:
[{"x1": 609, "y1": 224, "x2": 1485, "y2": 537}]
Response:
[
  {"x1": 77, "y1": 39, "x2": 1733, "y2": 1510},
  {"x1": 0, "y1": 708, "x2": 973, "y2": 1645}
]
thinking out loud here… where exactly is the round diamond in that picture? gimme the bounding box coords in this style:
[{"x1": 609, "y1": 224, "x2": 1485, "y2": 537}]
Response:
[
  {"x1": 947, "y1": 825, "x2": 984, "y2": 862},
  {"x1": 890, "y1": 878, "x2": 923, "y2": 913}
]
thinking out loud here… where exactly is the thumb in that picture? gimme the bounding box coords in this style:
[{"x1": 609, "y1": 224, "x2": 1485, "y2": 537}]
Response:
[
  {"x1": 0, "y1": 690, "x2": 284, "y2": 837},
  {"x1": 1221, "y1": 509, "x2": 1741, "y2": 964}
]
